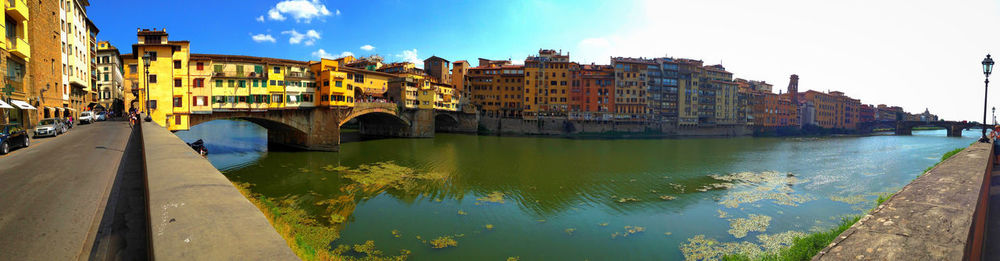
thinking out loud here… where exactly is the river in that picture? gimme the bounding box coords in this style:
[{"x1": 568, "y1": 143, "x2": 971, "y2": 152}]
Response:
[{"x1": 175, "y1": 120, "x2": 976, "y2": 260}]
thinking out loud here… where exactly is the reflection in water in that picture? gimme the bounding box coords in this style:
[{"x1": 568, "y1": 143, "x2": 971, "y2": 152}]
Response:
[{"x1": 176, "y1": 120, "x2": 977, "y2": 260}]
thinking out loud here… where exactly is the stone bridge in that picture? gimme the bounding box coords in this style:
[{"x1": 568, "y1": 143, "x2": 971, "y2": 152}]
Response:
[
  {"x1": 858, "y1": 120, "x2": 977, "y2": 137},
  {"x1": 188, "y1": 102, "x2": 477, "y2": 151}
]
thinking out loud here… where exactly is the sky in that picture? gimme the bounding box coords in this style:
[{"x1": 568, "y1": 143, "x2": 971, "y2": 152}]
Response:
[{"x1": 89, "y1": 0, "x2": 1000, "y2": 122}]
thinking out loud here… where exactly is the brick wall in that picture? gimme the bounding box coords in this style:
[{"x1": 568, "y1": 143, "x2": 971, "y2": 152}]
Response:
[{"x1": 28, "y1": 0, "x2": 64, "y2": 120}]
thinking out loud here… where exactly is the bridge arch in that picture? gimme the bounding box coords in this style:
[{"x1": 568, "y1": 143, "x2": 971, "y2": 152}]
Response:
[
  {"x1": 339, "y1": 102, "x2": 409, "y2": 127},
  {"x1": 434, "y1": 113, "x2": 459, "y2": 131},
  {"x1": 188, "y1": 110, "x2": 333, "y2": 150}
]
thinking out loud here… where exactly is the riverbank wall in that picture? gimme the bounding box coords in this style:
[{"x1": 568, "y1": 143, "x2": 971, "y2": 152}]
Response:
[
  {"x1": 813, "y1": 141, "x2": 993, "y2": 260},
  {"x1": 476, "y1": 116, "x2": 750, "y2": 137},
  {"x1": 139, "y1": 121, "x2": 298, "y2": 260}
]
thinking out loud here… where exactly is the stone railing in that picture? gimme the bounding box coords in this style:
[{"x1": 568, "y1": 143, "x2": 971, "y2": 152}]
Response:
[
  {"x1": 140, "y1": 122, "x2": 297, "y2": 260},
  {"x1": 813, "y1": 142, "x2": 993, "y2": 260}
]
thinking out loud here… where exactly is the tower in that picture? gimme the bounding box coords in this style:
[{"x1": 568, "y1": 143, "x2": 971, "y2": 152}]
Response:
[{"x1": 787, "y1": 74, "x2": 799, "y2": 104}]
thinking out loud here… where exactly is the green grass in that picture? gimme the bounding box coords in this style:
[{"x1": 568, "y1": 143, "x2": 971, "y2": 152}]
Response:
[
  {"x1": 722, "y1": 216, "x2": 861, "y2": 261},
  {"x1": 721, "y1": 147, "x2": 965, "y2": 261},
  {"x1": 922, "y1": 148, "x2": 963, "y2": 176}
]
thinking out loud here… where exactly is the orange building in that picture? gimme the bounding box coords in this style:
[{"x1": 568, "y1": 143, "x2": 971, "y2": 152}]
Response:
[
  {"x1": 524, "y1": 49, "x2": 574, "y2": 119},
  {"x1": 611, "y1": 57, "x2": 656, "y2": 121},
  {"x1": 468, "y1": 61, "x2": 524, "y2": 118},
  {"x1": 801, "y1": 90, "x2": 860, "y2": 129},
  {"x1": 751, "y1": 92, "x2": 797, "y2": 127}
]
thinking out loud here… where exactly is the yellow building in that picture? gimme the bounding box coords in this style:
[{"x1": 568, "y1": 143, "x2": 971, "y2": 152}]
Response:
[
  {"x1": 388, "y1": 75, "x2": 424, "y2": 109},
  {"x1": 132, "y1": 29, "x2": 190, "y2": 130},
  {"x1": 1, "y1": 0, "x2": 32, "y2": 128},
  {"x1": 284, "y1": 65, "x2": 314, "y2": 108},
  {"x1": 311, "y1": 57, "x2": 352, "y2": 107},
  {"x1": 266, "y1": 62, "x2": 285, "y2": 108},
  {"x1": 433, "y1": 82, "x2": 459, "y2": 111},
  {"x1": 207, "y1": 57, "x2": 264, "y2": 112},
  {"x1": 188, "y1": 56, "x2": 212, "y2": 114},
  {"x1": 524, "y1": 49, "x2": 572, "y2": 119}
]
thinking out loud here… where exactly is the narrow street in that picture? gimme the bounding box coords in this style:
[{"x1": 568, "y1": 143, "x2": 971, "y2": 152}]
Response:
[{"x1": 0, "y1": 121, "x2": 132, "y2": 260}]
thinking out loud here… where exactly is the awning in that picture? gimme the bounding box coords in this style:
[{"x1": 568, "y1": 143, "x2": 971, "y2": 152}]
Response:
[
  {"x1": 0, "y1": 100, "x2": 12, "y2": 109},
  {"x1": 10, "y1": 100, "x2": 36, "y2": 110}
]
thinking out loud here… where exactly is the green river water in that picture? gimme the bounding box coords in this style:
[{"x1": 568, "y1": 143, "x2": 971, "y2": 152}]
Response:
[{"x1": 175, "y1": 120, "x2": 975, "y2": 260}]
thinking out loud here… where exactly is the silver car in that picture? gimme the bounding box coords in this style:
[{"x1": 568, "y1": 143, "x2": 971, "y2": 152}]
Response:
[{"x1": 34, "y1": 118, "x2": 66, "y2": 137}]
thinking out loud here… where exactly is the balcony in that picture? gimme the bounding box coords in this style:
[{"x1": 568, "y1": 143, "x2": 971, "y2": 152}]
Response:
[
  {"x1": 5, "y1": 0, "x2": 27, "y2": 21},
  {"x1": 7, "y1": 37, "x2": 29, "y2": 60},
  {"x1": 5, "y1": 77, "x2": 23, "y2": 93}
]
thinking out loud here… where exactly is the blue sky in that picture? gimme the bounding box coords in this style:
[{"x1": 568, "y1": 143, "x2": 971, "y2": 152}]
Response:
[
  {"x1": 89, "y1": 0, "x2": 1000, "y2": 121},
  {"x1": 89, "y1": 0, "x2": 640, "y2": 65}
]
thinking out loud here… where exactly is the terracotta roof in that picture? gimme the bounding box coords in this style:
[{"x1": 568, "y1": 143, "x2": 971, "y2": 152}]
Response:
[{"x1": 189, "y1": 53, "x2": 309, "y2": 65}]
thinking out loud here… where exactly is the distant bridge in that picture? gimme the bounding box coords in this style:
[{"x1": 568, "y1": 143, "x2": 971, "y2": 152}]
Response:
[
  {"x1": 188, "y1": 102, "x2": 476, "y2": 151},
  {"x1": 858, "y1": 120, "x2": 977, "y2": 137}
]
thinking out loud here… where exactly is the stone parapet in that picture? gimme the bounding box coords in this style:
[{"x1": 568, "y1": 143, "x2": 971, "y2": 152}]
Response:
[
  {"x1": 814, "y1": 142, "x2": 992, "y2": 260},
  {"x1": 140, "y1": 122, "x2": 298, "y2": 260}
]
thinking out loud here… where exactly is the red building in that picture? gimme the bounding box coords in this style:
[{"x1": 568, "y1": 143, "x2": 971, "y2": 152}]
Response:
[
  {"x1": 569, "y1": 64, "x2": 615, "y2": 120},
  {"x1": 859, "y1": 104, "x2": 876, "y2": 123}
]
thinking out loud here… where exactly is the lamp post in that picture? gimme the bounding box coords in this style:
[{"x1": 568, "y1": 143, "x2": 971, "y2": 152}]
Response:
[
  {"x1": 142, "y1": 53, "x2": 152, "y2": 122},
  {"x1": 981, "y1": 54, "x2": 994, "y2": 142}
]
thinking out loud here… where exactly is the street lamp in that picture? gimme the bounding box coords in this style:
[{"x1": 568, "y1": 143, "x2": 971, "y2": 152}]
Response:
[
  {"x1": 142, "y1": 53, "x2": 152, "y2": 122},
  {"x1": 981, "y1": 54, "x2": 994, "y2": 142},
  {"x1": 993, "y1": 107, "x2": 996, "y2": 126}
]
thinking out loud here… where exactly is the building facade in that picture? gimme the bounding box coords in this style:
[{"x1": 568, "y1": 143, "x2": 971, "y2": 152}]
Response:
[
  {"x1": 61, "y1": 0, "x2": 95, "y2": 120},
  {"x1": 1, "y1": 0, "x2": 33, "y2": 128},
  {"x1": 95, "y1": 41, "x2": 122, "y2": 112}
]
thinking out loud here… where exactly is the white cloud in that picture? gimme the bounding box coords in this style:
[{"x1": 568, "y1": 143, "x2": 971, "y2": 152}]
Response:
[
  {"x1": 336, "y1": 9, "x2": 341, "y2": 15},
  {"x1": 396, "y1": 49, "x2": 421, "y2": 67},
  {"x1": 312, "y1": 49, "x2": 352, "y2": 59},
  {"x1": 256, "y1": 15, "x2": 265, "y2": 22},
  {"x1": 360, "y1": 45, "x2": 375, "y2": 51},
  {"x1": 251, "y1": 34, "x2": 276, "y2": 43},
  {"x1": 282, "y1": 29, "x2": 321, "y2": 45},
  {"x1": 267, "y1": 8, "x2": 285, "y2": 21},
  {"x1": 266, "y1": 0, "x2": 332, "y2": 23}
]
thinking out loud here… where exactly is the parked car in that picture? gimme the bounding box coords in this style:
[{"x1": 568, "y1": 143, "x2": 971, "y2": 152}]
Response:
[
  {"x1": 96, "y1": 111, "x2": 107, "y2": 121},
  {"x1": 34, "y1": 118, "x2": 65, "y2": 137},
  {"x1": 80, "y1": 111, "x2": 94, "y2": 124},
  {"x1": 0, "y1": 124, "x2": 29, "y2": 154}
]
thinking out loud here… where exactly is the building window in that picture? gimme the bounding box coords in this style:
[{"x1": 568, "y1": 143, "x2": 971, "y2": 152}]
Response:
[
  {"x1": 196, "y1": 62, "x2": 204, "y2": 70},
  {"x1": 335, "y1": 81, "x2": 342, "y2": 87},
  {"x1": 173, "y1": 60, "x2": 181, "y2": 69},
  {"x1": 228, "y1": 80, "x2": 235, "y2": 87},
  {"x1": 239, "y1": 80, "x2": 246, "y2": 87},
  {"x1": 323, "y1": 81, "x2": 329, "y2": 86},
  {"x1": 215, "y1": 80, "x2": 223, "y2": 87},
  {"x1": 173, "y1": 96, "x2": 182, "y2": 107},
  {"x1": 149, "y1": 74, "x2": 157, "y2": 83},
  {"x1": 194, "y1": 78, "x2": 204, "y2": 87},
  {"x1": 273, "y1": 67, "x2": 280, "y2": 74},
  {"x1": 174, "y1": 78, "x2": 182, "y2": 87}
]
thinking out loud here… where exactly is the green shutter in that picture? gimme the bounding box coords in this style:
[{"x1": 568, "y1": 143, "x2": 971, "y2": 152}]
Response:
[
  {"x1": 236, "y1": 65, "x2": 244, "y2": 75},
  {"x1": 215, "y1": 80, "x2": 222, "y2": 87},
  {"x1": 214, "y1": 65, "x2": 223, "y2": 73},
  {"x1": 255, "y1": 65, "x2": 263, "y2": 74}
]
